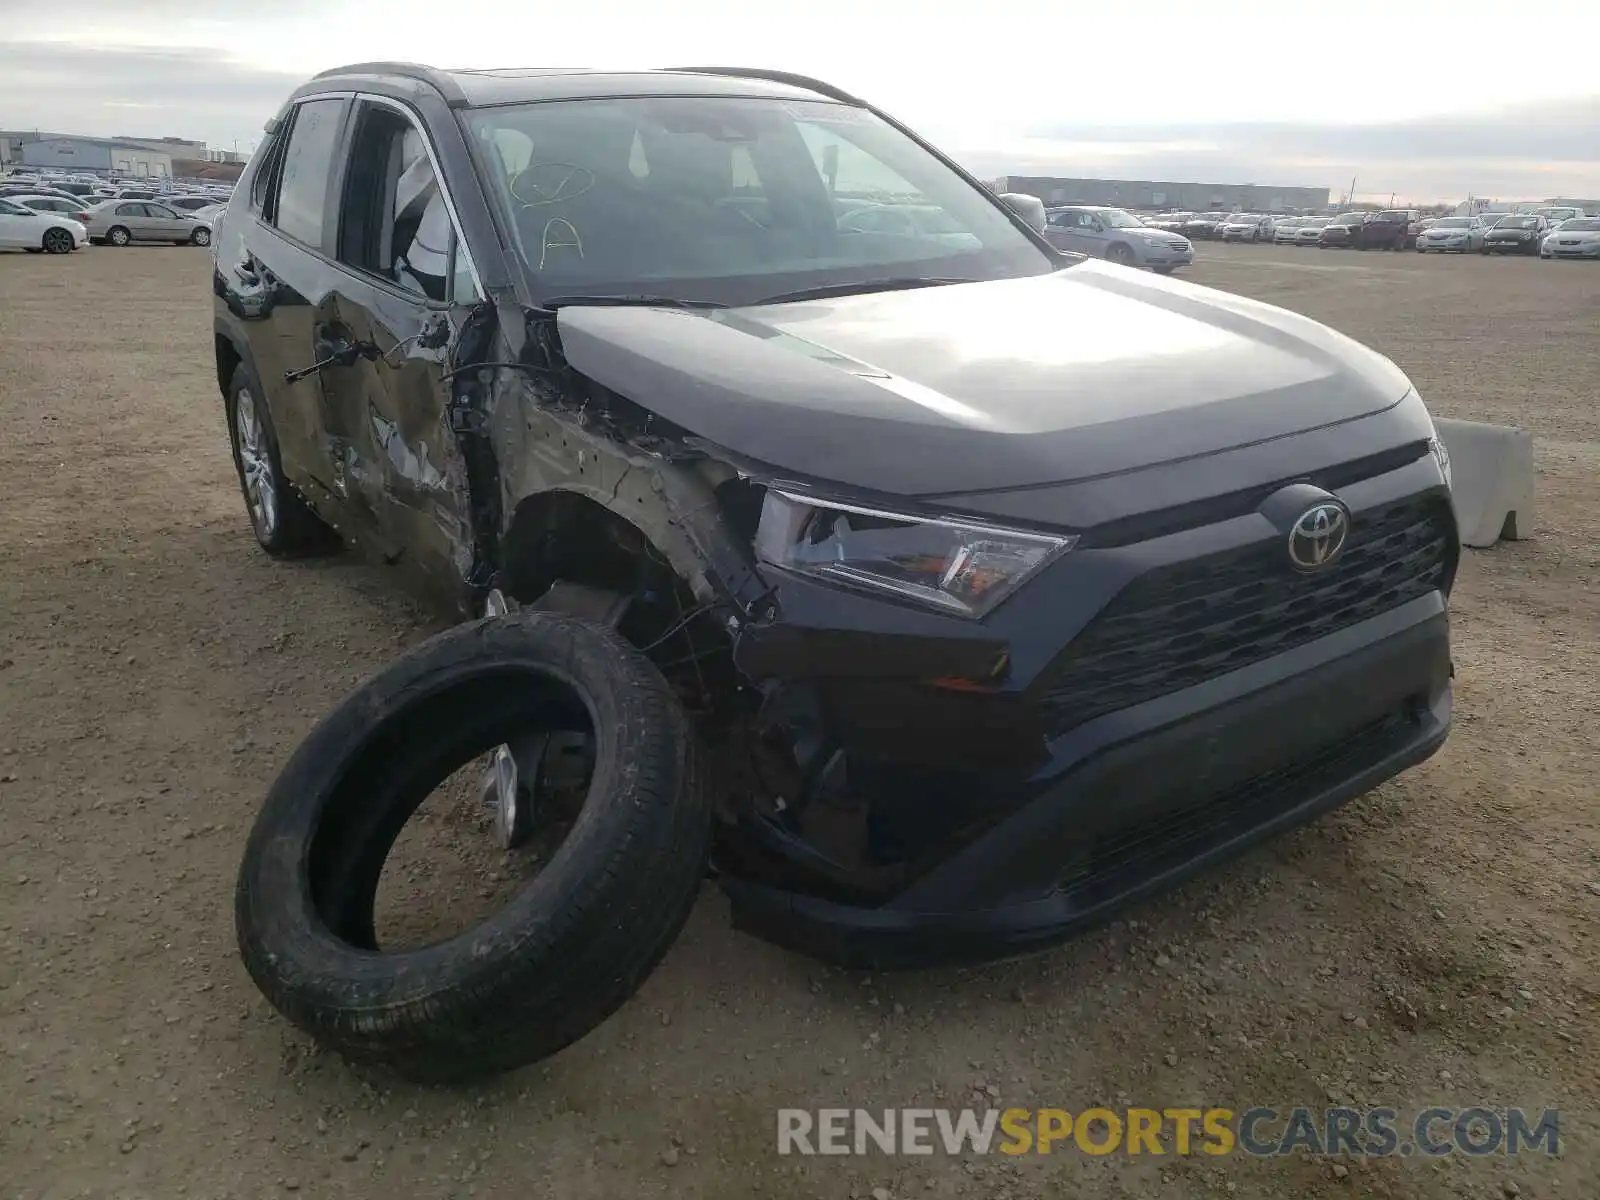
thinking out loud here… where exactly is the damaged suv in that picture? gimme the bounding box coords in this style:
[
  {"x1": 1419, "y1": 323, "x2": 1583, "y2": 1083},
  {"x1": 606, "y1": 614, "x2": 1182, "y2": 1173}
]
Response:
[{"x1": 220, "y1": 63, "x2": 1457, "y2": 1081}]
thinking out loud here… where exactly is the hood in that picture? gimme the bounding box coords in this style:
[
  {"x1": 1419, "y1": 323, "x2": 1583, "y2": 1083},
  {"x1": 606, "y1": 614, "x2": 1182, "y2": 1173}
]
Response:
[{"x1": 556, "y1": 264, "x2": 1413, "y2": 499}]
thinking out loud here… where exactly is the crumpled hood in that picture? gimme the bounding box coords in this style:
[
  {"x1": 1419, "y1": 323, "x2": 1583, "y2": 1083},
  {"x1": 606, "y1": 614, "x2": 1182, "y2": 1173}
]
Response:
[{"x1": 556, "y1": 263, "x2": 1413, "y2": 498}]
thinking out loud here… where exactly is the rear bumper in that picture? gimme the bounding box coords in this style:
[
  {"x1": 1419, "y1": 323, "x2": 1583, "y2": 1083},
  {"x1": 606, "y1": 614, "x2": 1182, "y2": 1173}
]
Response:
[{"x1": 724, "y1": 599, "x2": 1451, "y2": 970}]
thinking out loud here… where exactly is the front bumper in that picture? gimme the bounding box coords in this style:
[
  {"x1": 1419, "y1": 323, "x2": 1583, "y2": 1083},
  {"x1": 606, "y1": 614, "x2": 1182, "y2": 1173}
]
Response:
[
  {"x1": 726, "y1": 603, "x2": 1451, "y2": 969},
  {"x1": 1545, "y1": 241, "x2": 1600, "y2": 258},
  {"x1": 1418, "y1": 239, "x2": 1469, "y2": 251},
  {"x1": 1484, "y1": 238, "x2": 1538, "y2": 253},
  {"x1": 722, "y1": 459, "x2": 1457, "y2": 970},
  {"x1": 1139, "y1": 244, "x2": 1194, "y2": 266}
]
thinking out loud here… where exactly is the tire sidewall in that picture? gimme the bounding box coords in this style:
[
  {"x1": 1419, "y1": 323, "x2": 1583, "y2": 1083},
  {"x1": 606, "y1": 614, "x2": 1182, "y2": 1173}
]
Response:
[{"x1": 235, "y1": 613, "x2": 702, "y2": 1019}]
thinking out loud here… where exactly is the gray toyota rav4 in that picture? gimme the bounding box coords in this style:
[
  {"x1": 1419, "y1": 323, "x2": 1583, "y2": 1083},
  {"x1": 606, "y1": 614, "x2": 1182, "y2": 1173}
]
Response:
[{"x1": 216, "y1": 64, "x2": 1457, "y2": 981}]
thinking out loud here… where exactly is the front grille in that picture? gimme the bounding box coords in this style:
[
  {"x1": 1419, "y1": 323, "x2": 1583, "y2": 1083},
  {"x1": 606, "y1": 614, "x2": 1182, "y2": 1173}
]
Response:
[
  {"x1": 1056, "y1": 709, "x2": 1417, "y2": 896},
  {"x1": 1036, "y1": 495, "x2": 1452, "y2": 737}
]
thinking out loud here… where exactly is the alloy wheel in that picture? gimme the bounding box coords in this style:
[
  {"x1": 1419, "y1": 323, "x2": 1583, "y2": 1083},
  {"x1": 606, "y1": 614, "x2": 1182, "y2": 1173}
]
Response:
[{"x1": 234, "y1": 387, "x2": 279, "y2": 540}]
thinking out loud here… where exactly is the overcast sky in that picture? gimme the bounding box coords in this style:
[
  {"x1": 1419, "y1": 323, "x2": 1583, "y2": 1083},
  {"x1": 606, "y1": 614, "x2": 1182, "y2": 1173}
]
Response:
[{"x1": 3, "y1": 0, "x2": 1596, "y2": 203}]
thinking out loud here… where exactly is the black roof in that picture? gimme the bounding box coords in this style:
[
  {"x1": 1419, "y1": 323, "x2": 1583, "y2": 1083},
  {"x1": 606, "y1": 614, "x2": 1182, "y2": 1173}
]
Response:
[{"x1": 302, "y1": 63, "x2": 861, "y2": 109}]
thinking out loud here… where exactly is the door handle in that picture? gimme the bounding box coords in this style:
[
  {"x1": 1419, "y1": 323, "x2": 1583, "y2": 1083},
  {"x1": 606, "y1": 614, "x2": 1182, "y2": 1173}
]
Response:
[{"x1": 285, "y1": 337, "x2": 379, "y2": 384}]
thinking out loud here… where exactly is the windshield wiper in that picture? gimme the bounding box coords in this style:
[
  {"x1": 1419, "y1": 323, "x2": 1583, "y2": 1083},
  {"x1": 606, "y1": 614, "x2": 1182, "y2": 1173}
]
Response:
[
  {"x1": 534, "y1": 294, "x2": 728, "y2": 311},
  {"x1": 750, "y1": 277, "x2": 976, "y2": 306}
]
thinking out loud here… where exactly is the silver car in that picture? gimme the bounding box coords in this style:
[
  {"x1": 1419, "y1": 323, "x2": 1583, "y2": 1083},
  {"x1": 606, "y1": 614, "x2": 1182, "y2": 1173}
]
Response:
[
  {"x1": 1540, "y1": 216, "x2": 1600, "y2": 259},
  {"x1": 1414, "y1": 216, "x2": 1485, "y2": 254},
  {"x1": 1272, "y1": 217, "x2": 1306, "y2": 244},
  {"x1": 1043, "y1": 205, "x2": 1194, "y2": 272},
  {"x1": 85, "y1": 199, "x2": 213, "y2": 247}
]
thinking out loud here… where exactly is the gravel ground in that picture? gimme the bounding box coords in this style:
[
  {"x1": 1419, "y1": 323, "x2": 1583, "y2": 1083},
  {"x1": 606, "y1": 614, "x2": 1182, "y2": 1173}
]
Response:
[{"x1": 1, "y1": 243, "x2": 1595, "y2": 1199}]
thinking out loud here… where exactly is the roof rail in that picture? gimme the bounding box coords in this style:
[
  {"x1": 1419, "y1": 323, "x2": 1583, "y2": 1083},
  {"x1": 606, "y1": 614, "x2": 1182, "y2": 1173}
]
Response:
[
  {"x1": 664, "y1": 67, "x2": 864, "y2": 107},
  {"x1": 309, "y1": 61, "x2": 468, "y2": 106}
]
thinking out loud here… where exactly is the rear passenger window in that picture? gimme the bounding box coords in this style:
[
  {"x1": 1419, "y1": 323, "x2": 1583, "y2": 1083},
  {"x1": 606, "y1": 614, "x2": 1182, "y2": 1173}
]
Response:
[{"x1": 274, "y1": 97, "x2": 348, "y2": 247}]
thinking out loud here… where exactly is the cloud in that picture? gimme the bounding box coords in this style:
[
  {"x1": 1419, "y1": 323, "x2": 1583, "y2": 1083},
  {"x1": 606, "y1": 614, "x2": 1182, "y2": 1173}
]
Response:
[
  {"x1": 0, "y1": 41, "x2": 302, "y2": 150},
  {"x1": 945, "y1": 96, "x2": 1600, "y2": 203}
]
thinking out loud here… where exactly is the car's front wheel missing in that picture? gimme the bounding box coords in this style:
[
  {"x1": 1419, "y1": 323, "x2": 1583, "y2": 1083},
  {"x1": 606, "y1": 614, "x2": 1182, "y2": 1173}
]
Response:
[
  {"x1": 234, "y1": 611, "x2": 710, "y2": 1082},
  {"x1": 224, "y1": 363, "x2": 337, "y2": 557}
]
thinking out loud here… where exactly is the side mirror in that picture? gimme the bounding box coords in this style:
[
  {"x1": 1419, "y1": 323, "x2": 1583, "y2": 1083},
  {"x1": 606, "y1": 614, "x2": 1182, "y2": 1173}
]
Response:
[{"x1": 998, "y1": 192, "x2": 1047, "y2": 234}]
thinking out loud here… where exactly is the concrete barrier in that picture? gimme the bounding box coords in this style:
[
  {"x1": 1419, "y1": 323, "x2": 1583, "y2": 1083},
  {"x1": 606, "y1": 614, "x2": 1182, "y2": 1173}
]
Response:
[{"x1": 1434, "y1": 417, "x2": 1535, "y2": 548}]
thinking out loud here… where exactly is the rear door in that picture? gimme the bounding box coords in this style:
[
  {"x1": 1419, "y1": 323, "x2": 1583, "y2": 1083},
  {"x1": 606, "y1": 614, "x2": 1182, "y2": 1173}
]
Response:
[
  {"x1": 227, "y1": 95, "x2": 361, "y2": 527},
  {"x1": 314, "y1": 95, "x2": 483, "y2": 593}
]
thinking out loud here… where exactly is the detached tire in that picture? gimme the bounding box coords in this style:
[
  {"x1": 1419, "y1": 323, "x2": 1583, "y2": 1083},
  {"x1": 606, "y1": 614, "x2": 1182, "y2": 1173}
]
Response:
[{"x1": 234, "y1": 612, "x2": 710, "y2": 1083}]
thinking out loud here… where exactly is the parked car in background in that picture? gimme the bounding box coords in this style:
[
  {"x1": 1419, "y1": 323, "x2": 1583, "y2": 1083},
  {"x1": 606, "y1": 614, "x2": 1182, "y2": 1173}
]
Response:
[
  {"x1": 1482, "y1": 214, "x2": 1549, "y2": 255},
  {"x1": 1144, "y1": 212, "x2": 1191, "y2": 233},
  {"x1": 1415, "y1": 216, "x2": 1487, "y2": 253},
  {"x1": 84, "y1": 199, "x2": 213, "y2": 246},
  {"x1": 1043, "y1": 205, "x2": 1194, "y2": 271},
  {"x1": 1182, "y1": 212, "x2": 1230, "y2": 240},
  {"x1": 1219, "y1": 214, "x2": 1272, "y2": 242},
  {"x1": 0, "y1": 197, "x2": 86, "y2": 253},
  {"x1": 1404, "y1": 216, "x2": 1436, "y2": 248},
  {"x1": 1321, "y1": 210, "x2": 1412, "y2": 250},
  {"x1": 1291, "y1": 216, "x2": 1332, "y2": 245},
  {"x1": 1272, "y1": 217, "x2": 1305, "y2": 244},
  {"x1": 165, "y1": 195, "x2": 223, "y2": 213},
  {"x1": 0, "y1": 184, "x2": 88, "y2": 204},
  {"x1": 1534, "y1": 206, "x2": 1584, "y2": 227},
  {"x1": 11, "y1": 194, "x2": 95, "y2": 224},
  {"x1": 1540, "y1": 216, "x2": 1600, "y2": 259}
]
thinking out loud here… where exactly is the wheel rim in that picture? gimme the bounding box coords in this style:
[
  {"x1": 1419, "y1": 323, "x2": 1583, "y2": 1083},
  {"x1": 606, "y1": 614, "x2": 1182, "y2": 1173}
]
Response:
[
  {"x1": 110, "y1": 228, "x2": 129, "y2": 245},
  {"x1": 1108, "y1": 246, "x2": 1134, "y2": 265},
  {"x1": 194, "y1": 228, "x2": 211, "y2": 246},
  {"x1": 234, "y1": 387, "x2": 278, "y2": 539},
  {"x1": 44, "y1": 229, "x2": 70, "y2": 253}
]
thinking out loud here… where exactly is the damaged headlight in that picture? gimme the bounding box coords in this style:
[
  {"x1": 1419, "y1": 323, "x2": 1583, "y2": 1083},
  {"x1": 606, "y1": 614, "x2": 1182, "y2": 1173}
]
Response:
[{"x1": 754, "y1": 490, "x2": 1077, "y2": 618}]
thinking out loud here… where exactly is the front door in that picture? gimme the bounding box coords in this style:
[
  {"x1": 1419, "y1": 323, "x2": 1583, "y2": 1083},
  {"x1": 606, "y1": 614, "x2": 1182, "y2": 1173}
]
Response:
[{"x1": 314, "y1": 97, "x2": 482, "y2": 597}]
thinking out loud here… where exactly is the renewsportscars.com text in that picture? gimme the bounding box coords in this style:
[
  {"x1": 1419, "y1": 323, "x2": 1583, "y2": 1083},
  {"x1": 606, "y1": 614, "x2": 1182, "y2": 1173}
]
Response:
[{"x1": 776, "y1": 1107, "x2": 1560, "y2": 1158}]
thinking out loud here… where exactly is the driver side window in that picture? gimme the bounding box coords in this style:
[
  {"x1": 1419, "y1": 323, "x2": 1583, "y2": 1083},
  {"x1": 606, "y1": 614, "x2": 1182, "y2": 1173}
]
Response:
[{"x1": 335, "y1": 101, "x2": 478, "y2": 303}]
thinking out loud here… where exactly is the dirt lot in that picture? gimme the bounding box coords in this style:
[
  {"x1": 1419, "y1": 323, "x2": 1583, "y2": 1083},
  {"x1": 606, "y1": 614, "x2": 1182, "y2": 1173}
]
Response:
[{"x1": 1, "y1": 243, "x2": 1595, "y2": 1199}]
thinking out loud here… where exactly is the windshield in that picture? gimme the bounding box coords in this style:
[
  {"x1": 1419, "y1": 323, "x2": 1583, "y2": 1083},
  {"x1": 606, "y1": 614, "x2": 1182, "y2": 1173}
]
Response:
[
  {"x1": 1335, "y1": 212, "x2": 1365, "y2": 225},
  {"x1": 1493, "y1": 215, "x2": 1539, "y2": 228},
  {"x1": 1098, "y1": 208, "x2": 1144, "y2": 228},
  {"x1": 464, "y1": 96, "x2": 1054, "y2": 304},
  {"x1": 1434, "y1": 218, "x2": 1472, "y2": 228}
]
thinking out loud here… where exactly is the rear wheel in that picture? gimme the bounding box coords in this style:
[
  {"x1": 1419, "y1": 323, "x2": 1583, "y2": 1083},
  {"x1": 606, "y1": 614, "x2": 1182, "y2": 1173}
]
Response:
[
  {"x1": 190, "y1": 227, "x2": 211, "y2": 247},
  {"x1": 42, "y1": 228, "x2": 73, "y2": 255},
  {"x1": 224, "y1": 363, "x2": 337, "y2": 557},
  {"x1": 106, "y1": 226, "x2": 131, "y2": 247}
]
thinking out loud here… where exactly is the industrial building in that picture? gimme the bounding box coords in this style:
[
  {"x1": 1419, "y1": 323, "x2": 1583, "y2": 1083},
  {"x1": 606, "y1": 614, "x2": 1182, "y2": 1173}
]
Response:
[
  {"x1": 1, "y1": 131, "x2": 244, "y2": 177},
  {"x1": 990, "y1": 176, "x2": 1331, "y2": 213},
  {"x1": 18, "y1": 136, "x2": 174, "y2": 178}
]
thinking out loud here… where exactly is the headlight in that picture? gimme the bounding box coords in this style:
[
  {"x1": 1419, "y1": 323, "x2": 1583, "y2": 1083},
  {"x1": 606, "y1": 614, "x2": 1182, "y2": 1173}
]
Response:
[
  {"x1": 1430, "y1": 435, "x2": 1452, "y2": 491},
  {"x1": 753, "y1": 490, "x2": 1077, "y2": 617}
]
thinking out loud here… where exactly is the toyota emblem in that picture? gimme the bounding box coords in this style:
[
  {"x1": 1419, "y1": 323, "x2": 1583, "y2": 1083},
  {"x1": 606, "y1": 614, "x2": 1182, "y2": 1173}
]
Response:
[{"x1": 1288, "y1": 502, "x2": 1350, "y2": 571}]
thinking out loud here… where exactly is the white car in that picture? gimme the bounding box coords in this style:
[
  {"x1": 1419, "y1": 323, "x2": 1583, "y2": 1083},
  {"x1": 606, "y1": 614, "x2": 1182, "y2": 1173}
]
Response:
[
  {"x1": 1218, "y1": 214, "x2": 1269, "y2": 242},
  {"x1": 1540, "y1": 217, "x2": 1600, "y2": 259},
  {"x1": 0, "y1": 196, "x2": 87, "y2": 253},
  {"x1": 1291, "y1": 217, "x2": 1332, "y2": 245},
  {"x1": 1272, "y1": 217, "x2": 1305, "y2": 244}
]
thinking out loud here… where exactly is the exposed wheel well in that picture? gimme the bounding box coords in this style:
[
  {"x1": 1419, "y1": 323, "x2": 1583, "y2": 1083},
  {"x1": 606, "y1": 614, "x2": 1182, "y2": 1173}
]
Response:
[
  {"x1": 498, "y1": 490, "x2": 745, "y2": 721},
  {"x1": 215, "y1": 334, "x2": 242, "y2": 401}
]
